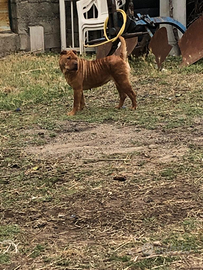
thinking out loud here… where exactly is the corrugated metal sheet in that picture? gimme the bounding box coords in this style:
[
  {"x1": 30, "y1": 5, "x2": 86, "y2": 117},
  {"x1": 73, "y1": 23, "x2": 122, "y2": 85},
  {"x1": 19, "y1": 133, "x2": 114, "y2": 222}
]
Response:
[{"x1": 0, "y1": 0, "x2": 10, "y2": 32}]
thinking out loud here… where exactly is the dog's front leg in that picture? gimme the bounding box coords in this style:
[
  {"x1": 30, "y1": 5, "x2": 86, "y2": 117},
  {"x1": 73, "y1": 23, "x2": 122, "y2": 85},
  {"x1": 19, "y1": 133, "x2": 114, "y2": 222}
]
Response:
[
  {"x1": 80, "y1": 92, "x2": 85, "y2": 111},
  {"x1": 68, "y1": 88, "x2": 83, "y2": 116}
]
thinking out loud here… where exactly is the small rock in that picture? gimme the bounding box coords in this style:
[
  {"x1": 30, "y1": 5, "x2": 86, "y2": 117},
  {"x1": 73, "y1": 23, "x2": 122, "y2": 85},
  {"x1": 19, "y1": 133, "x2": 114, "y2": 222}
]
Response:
[{"x1": 113, "y1": 175, "x2": 126, "y2": 181}]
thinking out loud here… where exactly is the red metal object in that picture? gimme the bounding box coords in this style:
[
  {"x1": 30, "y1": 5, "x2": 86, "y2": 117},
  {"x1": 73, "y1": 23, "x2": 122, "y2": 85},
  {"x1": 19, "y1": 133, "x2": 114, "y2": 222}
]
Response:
[
  {"x1": 179, "y1": 15, "x2": 203, "y2": 66},
  {"x1": 114, "y1": 37, "x2": 138, "y2": 56},
  {"x1": 96, "y1": 37, "x2": 138, "y2": 59},
  {"x1": 148, "y1": 27, "x2": 172, "y2": 70},
  {"x1": 96, "y1": 41, "x2": 113, "y2": 59}
]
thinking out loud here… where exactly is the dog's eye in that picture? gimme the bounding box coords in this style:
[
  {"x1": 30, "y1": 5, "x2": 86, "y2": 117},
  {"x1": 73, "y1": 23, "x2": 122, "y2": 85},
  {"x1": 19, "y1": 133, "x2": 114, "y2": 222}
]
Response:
[{"x1": 67, "y1": 56, "x2": 71, "y2": 60}]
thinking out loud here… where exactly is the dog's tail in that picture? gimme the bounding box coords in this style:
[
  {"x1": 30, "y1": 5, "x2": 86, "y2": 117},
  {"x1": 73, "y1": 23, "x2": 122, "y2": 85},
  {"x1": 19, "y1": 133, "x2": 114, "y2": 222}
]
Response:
[{"x1": 117, "y1": 36, "x2": 127, "y2": 61}]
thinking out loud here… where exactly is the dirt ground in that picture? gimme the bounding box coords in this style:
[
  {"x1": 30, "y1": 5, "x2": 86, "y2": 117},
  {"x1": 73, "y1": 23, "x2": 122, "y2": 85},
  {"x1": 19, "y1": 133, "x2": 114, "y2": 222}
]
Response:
[{"x1": 2, "y1": 119, "x2": 202, "y2": 269}]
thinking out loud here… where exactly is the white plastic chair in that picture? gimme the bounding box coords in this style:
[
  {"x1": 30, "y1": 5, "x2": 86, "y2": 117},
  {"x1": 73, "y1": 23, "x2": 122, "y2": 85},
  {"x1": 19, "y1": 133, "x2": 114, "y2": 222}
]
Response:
[{"x1": 76, "y1": 0, "x2": 108, "y2": 54}]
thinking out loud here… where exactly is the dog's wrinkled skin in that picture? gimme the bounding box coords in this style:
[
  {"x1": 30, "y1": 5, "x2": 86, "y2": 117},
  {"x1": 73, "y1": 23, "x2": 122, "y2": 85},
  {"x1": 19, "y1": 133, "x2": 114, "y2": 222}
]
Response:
[{"x1": 59, "y1": 36, "x2": 137, "y2": 116}]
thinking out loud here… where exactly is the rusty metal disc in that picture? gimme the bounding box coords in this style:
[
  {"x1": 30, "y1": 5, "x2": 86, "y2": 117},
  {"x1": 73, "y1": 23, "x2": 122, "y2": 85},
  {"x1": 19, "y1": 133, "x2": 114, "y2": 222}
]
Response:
[
  {"x1": 96, "y1": 37, "x2": 138, "y2": 59},
  {"x1": 96, "y1": 41, "x2": 113, "y2": 59},
  {"x1": 179, "y1": 15, "x2": 203, "y2": 66},
  {"x1": 114, "y1": 37, "x2": 138, "y2": 56},
  {"x1": 149, "y1": 27, "x2": 172, "y2": 70}
]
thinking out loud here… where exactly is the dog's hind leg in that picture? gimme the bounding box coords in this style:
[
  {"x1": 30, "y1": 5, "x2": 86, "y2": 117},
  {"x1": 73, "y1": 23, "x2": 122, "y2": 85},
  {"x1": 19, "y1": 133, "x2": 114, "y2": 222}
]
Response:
[
  {"x1": 112, "y1": 65, "x2": 136, "y2": 110},
  {"x1": 114, "y1": 80, "x2": 136, "y2": 110},
  {"x1": 124, "y1": 83, "x2": 137, "y2": 110},
  {"x1": 115, "y1": 84, "x2": 127, "y2": 109}
]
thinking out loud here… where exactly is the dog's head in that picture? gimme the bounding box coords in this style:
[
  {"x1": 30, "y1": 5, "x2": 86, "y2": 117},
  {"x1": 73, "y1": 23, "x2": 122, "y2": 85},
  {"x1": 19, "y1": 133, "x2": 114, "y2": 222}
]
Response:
[{"x1": 59, "y1": 50, "x2": 78, "y2": 74}]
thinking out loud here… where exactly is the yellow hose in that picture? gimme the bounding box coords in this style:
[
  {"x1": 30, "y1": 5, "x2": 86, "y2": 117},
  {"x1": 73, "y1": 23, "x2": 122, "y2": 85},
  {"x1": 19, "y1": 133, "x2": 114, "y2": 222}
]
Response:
[{"x1": 84, "y1": 9, "x2": 127, "y2": 48}]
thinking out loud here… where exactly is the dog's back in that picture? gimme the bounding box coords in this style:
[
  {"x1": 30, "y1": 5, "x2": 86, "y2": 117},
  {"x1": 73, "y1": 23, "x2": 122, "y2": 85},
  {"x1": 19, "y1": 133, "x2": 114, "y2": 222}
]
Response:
[
  {"x1": 60, "y1": 36, "x2": 131, "y2": 90},
  {"x1": 78, "y1": 36, "x2": 129, "y2": 89}
]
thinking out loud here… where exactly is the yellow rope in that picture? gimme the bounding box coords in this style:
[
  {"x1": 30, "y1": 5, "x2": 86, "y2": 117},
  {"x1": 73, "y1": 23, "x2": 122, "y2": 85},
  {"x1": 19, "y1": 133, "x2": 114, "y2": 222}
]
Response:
[{"x1": 84, "y1": 9, "x2": 127, "y2": 48}]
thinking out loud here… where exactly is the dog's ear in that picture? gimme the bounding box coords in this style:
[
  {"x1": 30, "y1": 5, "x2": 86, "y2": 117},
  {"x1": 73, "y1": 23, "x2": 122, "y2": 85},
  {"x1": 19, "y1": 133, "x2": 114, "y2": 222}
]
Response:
[
  {"x1": 72, "y1": 50, "x2": 77, "y2": 55},
  {"x1": 60, "y1": 50, "x2": 67, "y2": 55}
]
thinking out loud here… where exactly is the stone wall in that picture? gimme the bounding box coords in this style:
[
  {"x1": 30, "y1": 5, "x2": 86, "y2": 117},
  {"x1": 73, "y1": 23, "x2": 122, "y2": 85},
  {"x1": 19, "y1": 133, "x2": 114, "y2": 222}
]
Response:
[
  {"x1": 0, "y1": 32, "x2": 20, "y2": 57},
  {"x1": 9, "y1": 0, "x2": 61, "y2": 52}
]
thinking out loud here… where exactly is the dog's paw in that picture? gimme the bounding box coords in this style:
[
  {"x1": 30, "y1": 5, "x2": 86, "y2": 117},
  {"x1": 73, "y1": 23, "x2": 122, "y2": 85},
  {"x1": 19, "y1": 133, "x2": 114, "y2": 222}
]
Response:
[{"x1": 67, "y1": 110, "x2": 76, "y2": 116}]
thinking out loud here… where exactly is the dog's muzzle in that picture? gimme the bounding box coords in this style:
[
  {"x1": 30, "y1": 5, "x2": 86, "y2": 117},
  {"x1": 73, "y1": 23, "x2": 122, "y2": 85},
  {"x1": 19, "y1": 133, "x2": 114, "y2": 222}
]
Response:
[
  {"x1": 65, "y1": 62, "x2": 78, "y2": 71},
  {"x1": 73, "y1": 63, "x2": 78, "y2": 70}
]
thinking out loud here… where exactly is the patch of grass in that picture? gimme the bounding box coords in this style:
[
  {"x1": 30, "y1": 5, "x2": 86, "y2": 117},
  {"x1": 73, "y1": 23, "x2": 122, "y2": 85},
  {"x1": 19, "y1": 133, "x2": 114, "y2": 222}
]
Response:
[
  {"x1": 0, "y1": 254, "x2": 10, "y2": 264},
  {"x1": 109, "y1": 255, "x2": 131, "y2": 262},
  {"x1": 1, "y1": 52, "x2": 202, "y2": 132},
  {"x1": 56, "y1": 258, "x2": 70, "y2": 266},
  {"x1": 182, "y1": 218, "x2": 197, "y2": 232},
  {"x1": 130, "y1": 256, "x2": 177, "y2": 270},
  {"x1": 163, "y1": 232, "x2": 202, "y2": 253},
  {"x1": 0, "y1": 225, "x2": 20, "y2": 241},
  {"x1": 180, "y1": 59, "x2": 203, "y2": 74},
  {"x1": 0, "y1": 53, "x2": 68, "y2": 110},
  {"x1": 160, "y1": 168, "x2": 176, "y2": 180},
  {"x1": 29, "y1": 244, "x2": 46, "y2": 259}
]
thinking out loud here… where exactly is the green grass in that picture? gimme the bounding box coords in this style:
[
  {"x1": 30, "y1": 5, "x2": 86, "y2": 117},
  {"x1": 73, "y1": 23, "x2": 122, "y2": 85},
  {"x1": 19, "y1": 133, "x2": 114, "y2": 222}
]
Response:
[
  {"x1": 29, "y1": 244, "x2": 46, "y2": 259},
  {"x1": 0, "y1": 54, "x2": 68, "y2": 110},
  {"x1": 163, "y1": 231, "x2": 203, "y2": 253},
  {"x1": 0, "y1": 254, "x2": 10, "y2": 264},
  {"x1": 0, "y1": 53, "x2": 202, "y2": 131},
  {"x1": 129, "y1": 256, "x2": 178, "y2": 270},
  {"x1": 0, "y1": 225, "x2": 20, "y2": 264},
  {"x1": 0, "y1": 225, "x2": 20, "y2": 241}
]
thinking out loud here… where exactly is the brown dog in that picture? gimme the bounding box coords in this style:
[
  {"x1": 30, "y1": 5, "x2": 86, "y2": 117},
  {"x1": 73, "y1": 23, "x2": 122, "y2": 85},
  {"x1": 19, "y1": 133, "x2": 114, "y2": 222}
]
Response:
[{"x1": 59, "y1": 36, "x2": 136, "y2": 115}]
